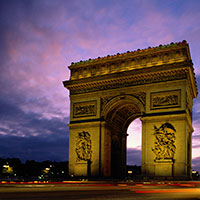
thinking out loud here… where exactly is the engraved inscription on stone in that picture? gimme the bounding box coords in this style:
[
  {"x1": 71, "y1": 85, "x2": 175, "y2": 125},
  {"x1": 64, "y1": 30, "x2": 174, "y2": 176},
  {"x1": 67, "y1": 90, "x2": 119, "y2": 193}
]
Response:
[
  {"x1": 73, "y1": 100, "x2": 97, "y2": 118},
  {"x1": 150, "y1": 90, "x2": 181, "y2": 109}
]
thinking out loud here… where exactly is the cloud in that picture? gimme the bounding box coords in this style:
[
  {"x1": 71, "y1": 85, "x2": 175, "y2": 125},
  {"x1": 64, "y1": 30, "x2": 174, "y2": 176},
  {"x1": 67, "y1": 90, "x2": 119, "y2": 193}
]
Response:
[
  {"x1": 127, "y1": 118, "x2": 142, "y2": 149},
  {"x1": 192, "y1": 74, "x2": 200, "y2": 160},
  {"x1": 0, "y1": 134, "x2": 69, "y2": 162},
  {"x1": 0, "y1": 90, "x2": 69, "y2": 161},
  {"x1": 127, "y1": 148, "x2": 141, "y2": 166},
  {"x1": 0, "y1": 0, "x2": 71, "y2": 162},
  {"x1": 193, "y1": 75, "x2": 200, "y2": 121},
  {"x1": 0, "y1": 89, "x2": 69, "y2": 161},
  {"x1": 0, "y1": 5, "x2": 70, "y2": 120},
  {"x1": 0, "y1": 95, "x2": 69, "y2": 137},
  {"x1": 192, "y1": 157, "x2": 200, "y2": 172}
]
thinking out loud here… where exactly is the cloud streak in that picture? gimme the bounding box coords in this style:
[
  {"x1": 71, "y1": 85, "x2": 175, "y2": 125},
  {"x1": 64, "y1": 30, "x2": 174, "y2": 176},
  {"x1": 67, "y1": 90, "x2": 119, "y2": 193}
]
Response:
[
  {"x1": 0, "y1": 134, "x2": 68, "y2": 162},
  {"x1": 127, "y1": 148, "x2": 141, "y2": 166}
]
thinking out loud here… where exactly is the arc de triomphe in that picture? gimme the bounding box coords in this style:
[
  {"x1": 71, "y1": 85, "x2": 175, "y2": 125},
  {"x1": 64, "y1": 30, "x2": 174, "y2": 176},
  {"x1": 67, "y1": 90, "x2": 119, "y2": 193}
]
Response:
[{"x1": 63, "y1": 41, "x2": 197, "y2": 179}]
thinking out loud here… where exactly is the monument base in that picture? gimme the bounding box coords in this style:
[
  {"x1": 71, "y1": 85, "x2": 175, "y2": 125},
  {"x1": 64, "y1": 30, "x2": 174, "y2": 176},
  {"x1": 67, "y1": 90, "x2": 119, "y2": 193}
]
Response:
[
  {"x1": 154, "y1": 159, "x2": 173, "y2": 177},
  {"x1": 74, "y1": 161, "x2": 88, "y2": 176}
]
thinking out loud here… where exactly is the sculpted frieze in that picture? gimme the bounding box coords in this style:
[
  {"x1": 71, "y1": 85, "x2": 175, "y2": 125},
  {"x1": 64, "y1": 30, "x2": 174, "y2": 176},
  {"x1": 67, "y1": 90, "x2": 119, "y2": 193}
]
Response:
[
  {"x1": 73, "y1": 100, "x2": 97, "y2": 118},
  {"x1": 69, "y1": 69, "x2": 187, "y2": 95},
  {"x1": 150, "y1": 90, "x2": 181, "y2": 110}
]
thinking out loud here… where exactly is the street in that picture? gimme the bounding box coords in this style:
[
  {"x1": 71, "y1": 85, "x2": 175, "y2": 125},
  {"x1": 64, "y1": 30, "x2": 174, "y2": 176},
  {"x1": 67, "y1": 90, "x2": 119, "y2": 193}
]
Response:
[{"x1": 0, "y1": 181, "x2": 200, "y2": 200}]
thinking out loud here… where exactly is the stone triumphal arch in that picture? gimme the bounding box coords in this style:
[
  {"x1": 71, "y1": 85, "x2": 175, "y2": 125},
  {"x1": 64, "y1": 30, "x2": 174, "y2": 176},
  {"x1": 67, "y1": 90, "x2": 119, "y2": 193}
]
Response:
[{"x1": 63, "y1": 41, "x2": 197, "y2": 179}]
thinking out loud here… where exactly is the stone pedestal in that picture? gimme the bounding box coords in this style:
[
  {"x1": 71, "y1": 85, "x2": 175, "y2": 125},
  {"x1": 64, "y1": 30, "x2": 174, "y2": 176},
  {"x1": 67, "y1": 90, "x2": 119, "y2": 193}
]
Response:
[
  {"x1": 74, "y1": 162, "x2": 88, "y2": 176},
  {"x1": 154, "y1": 159, "x2": 173, "y2": 177}
]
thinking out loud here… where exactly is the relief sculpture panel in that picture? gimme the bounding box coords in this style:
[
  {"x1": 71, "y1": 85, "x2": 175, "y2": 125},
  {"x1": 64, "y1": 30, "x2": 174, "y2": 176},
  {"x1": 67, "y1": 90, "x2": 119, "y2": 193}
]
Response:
[
  {"x1": 75, "y1": 131, "x2": 92, "y2": 162},
  {"x1": 152, "y1": 122, "x2": 176, "y2": 161},
  {"x1": 73, "y1": 100, "x2": 97, "y2": 118},
  {"x1": 150, "y1": 90, "x2": 181, "y2": 110}
]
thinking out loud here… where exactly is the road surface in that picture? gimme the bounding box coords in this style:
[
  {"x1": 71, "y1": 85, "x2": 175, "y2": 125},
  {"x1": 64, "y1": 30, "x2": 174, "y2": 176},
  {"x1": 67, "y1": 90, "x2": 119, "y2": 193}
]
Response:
[{"x1": 0, "y1": 181, "x2": 200, "y2": 200}]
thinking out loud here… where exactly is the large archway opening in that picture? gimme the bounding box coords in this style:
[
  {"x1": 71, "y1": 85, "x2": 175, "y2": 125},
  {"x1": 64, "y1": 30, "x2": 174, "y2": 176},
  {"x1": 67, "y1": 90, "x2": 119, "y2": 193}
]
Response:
[
  {"x1": 102, "y1": 95, "x2": 144, "y2": 178},
  {"x1": 126, "y1": 118, "x2": 142, "y2": 178}
]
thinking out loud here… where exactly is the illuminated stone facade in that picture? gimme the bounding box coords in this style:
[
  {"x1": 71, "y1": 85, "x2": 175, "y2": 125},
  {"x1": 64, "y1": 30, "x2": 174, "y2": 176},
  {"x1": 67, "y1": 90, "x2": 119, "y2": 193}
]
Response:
[{"x1": 63, "y1": 41, "x2": 198, "y2": 179}]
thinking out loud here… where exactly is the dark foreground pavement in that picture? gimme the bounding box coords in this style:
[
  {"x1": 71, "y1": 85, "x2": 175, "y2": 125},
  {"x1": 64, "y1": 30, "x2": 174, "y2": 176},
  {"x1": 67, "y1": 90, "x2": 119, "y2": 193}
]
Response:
[{"x1": 0, "y1": 181, "x2": 200, "y2": 200}]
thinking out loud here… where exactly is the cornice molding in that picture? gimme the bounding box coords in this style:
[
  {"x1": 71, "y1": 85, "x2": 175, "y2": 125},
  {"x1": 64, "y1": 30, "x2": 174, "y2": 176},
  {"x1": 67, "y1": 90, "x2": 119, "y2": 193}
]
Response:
[{"x1": 65, "y1": 67, "x2": 188, "y2": 95}]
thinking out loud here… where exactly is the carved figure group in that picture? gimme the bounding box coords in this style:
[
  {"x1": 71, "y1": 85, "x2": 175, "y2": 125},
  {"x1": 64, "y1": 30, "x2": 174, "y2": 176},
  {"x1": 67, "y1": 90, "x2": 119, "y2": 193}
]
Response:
[
  {"x1": 74, "y1": 105, "x2": 95, "y2": 116},
  {"x1": 152, "y1": 122, "x2": 176, "y2": 160},
  {"x1": 153, "y1": 94, "x2": 178, "y2": 107},
  {"x1": 75, "y1": 131, "x2": 92, "y2": 161}
]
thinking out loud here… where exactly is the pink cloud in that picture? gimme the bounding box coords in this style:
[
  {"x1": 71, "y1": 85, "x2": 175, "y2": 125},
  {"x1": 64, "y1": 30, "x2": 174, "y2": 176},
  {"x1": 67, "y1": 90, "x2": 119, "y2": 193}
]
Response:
[{"x1": 127, "y1": 118, "x2": 142, "y2": 149}]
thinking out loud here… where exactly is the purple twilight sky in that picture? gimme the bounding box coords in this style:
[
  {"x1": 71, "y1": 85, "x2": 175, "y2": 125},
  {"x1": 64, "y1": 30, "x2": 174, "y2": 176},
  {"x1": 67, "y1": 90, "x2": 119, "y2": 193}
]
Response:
[{"x1": 0, "y1": 0, "x2": 200, "y2": 171}]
